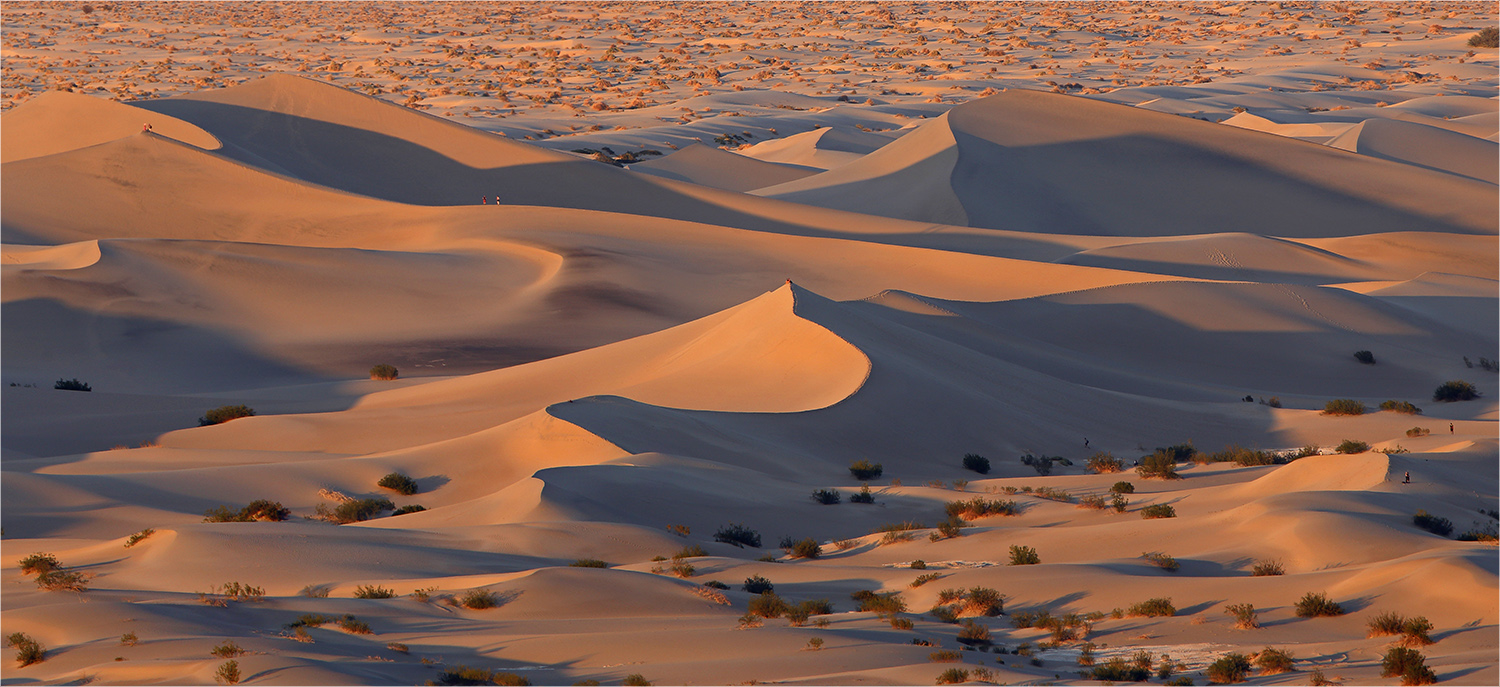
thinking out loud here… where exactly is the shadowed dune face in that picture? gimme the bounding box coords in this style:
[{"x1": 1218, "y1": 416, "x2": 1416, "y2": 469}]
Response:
[{"x1": 2, "y1": 4, "x2": 1498, "y2": 685}]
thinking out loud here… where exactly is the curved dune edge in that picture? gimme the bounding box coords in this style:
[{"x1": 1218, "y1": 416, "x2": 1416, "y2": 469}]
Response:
[
  {"x1": 0, "y1": 240, "x2": 102, "y2": 271},
  {"x1": 0, "y1": 89, "x2": 221, "y2": 163}
]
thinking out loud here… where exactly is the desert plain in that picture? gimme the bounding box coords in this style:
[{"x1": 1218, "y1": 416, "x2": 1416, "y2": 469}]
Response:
[{"x1": 1, "y1": 2, "x2": 1498, "y2": 685}]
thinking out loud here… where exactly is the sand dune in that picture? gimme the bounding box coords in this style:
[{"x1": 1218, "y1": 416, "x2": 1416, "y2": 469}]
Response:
[
  {"x1": 0, "y1": 89, "x2": 219, "y2": 163},
  {"x1": 1327, "y1": 117, "x2": 1500, "y2": 184},
  {"x1": 628, "y1": 143, "x2": 820, "y2": 191}
]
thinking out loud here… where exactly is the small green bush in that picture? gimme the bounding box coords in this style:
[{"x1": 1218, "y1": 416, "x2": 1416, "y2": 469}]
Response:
[
  {"x1": 1140, "y1": 504, "x2": 1176, "y2": 519},
  {"x1": 1008, "y1": 545, "x2": 1039, "y2": 565},
  {"x1": 848, "y1": 484, "x2": 876, "y2": 504},
  {"x1": 929, "y1": 650, "x2": 963, "y2": 662},
  {"x1": 54, "y1": 378, "x2": 91, "y2": 391},
  {"x1": 811, "y1": 488, "x2": 840, "y2": 504},
  {"x1": 1468, "y1": 26, "x2": 1499, "y2": 48},
  {"x1": 1205, "y1": 653, "x2": 1251, "y2": 683},
  {"x1": 317, "y1": 497, "x2": 394, "y2": 524},
  {"x1": 1085, "y1": 657, "x2": 1150, "y2": 682},
  {"x1": 1379, "y1": 400, "x2": 1421, "y2": 414},
  {"x1": 1323, "y1": 399, "x2": 1365, "y2": 416},
  {"x1": 935, "y1": 667, "x2": 969, "y2": 683},
  {"x1": 434, "y1": 666, "x2": 532, "y2": 686},
  {"x1": 354, "y1": 584, "x2": 395, "y2": 599},
  {"x1": 391, "y1": 504, "x2": 426, "y2": 516},
  {"x1": 945, "y1": 497, "x2": 1017, "y2": 519},
  {"x1": 459, "y1": 588, "x2": 499, "y2": 610},
  {"x1": 1335, "y1": 439, "x2": 1369, "y2": 454},
  {"x1": 1433, "y1": 380, "x2": 1480, "y2": 402},
  {"x1": 1141, "y1": 551, "x2": 1179, "y2": 572},
  {"x1": 1382, "y1": 647, "x2": 1437, "y2": 685},
  {"x1": 1412, "y1": 510, "x2": 1453, "y2": 537},
  {"x1": 36, "y1": 569, "x2": 89, "y2": 592},
  {"x1": 703, "y1": 580, "x2": 729, "y2": 590},
  {"x1": 571, "y1": 558, "x2": 608, "y2": 568},
  {"x1": 714, "y1": 523, "x2": 761, "y2": 548},
  {"x1": 18, "y1": 553, "x2": 59, "y2": 575},
  {"x1": 210, "y1": 640, "x2": 243, "y2": 658},
  {"x1": 962, "y1": 453, "x2": 990, "y2": 474},
  {"x1": 1294, "y1": 592, "x2": 1344, "y2": 618},
  {"x1": 369, "y1": 364, "x2": 399, "y2": 380},
  {"x1": 852, "y1": 590, "x2": 906, "y2": 614},
  {"x1": 1127, "y1": 598, "x2": 1175, "y2": 617},
  {"x1": 377, "y1": 472, "x2": 418, "y2": 495},
  {"x1": 1225, "y1": 603, "x2": 1258, "y2": 629},
  {"x1": 124, "y1": 528, "x2": 155, "y2": 547},
  {"x1": 1112, "y1": 493, "x2": 1129, "y2": 513},
  {"x1": 1354, "y1": 350, "x2": 1375, "y2": 365},
  {"x1": 911, "y1": 572, "x2": 942, "y2": 588},
  {"x1": 742, "y1": 575, "x2": 773, "y2": 594},
  {"x1": 1111, "y1": 481, "x2": 1135, "y2": 494},
  {"x1": 849, "y1": 460, "x2": 883, "y2": 480},
  {"x1": 1087, "y1": 452, "x2": 1123, "y2": 473},
  {"x1": 200, "y1": 405, "x2": 255, "y2": 426},
  {"x1": 623, "y1": 675, "x2": 650, "y2": 687},
  {"x1": 1020, "y1": 453, "x2": 1059, "y2": 475},
  {"x1": 1368, "y1": 611, "x2": 1405, "y2": 637},
  {"x1": 336, "y1": 614, "x2": 373, "y2": 634},
  {"x1": 1254, "y1": 647, "x2": 1294, "y2": 675},
  {"x1": 748, "y1": 591, "x2": 788, "y2": 618},
  {"x1": 215, "y1": 659, "x2": 241, "y2": 685},
  {"x1": 1078, "y1": 494, "x2": 1109, "y2": 510},
  {"x1": 1251, "y1": 559, "x2": 1284, "y2": 576},
  {"x1": 674, "y1": 545, "x2": 707, "y2": 559},
  {"x1": 789, "y1": 538, "x2": 821, "y2": 559},
  {"x1": 1137, "y1": 451, "x2": 1182, "y2": 479},
  {"x1": 7, "y1": 632, "x2": 45, "y2": 667},
  {"x1": 1400, "y1": 617, "x2": 1434, "y2": 647}
]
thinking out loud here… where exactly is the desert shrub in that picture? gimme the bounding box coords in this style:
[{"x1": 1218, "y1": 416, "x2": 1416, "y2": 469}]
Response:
[
  {"x1": 333, "y1": 614, "x2": 372, "y2": 634},
  {"x1": 929, "y1": 650, "x2": 963, "y2": 662},
  {"x1": 210, "y1": 640, "x2": 243, "y2": 658},
  {"x1": 748, "y1": 591, "x2": 788, "y2": 618},
  {"x1": 789, "y1": 538, "x2": 821, "y2": 559},
  {"x1": 1254, "y1": 647, "x2": 1294, "y2": 675},
  {"x1": 1433, "y1": 380, "x2": 1480, "y2": 402},
  {"x1": 354, "y1": 584, "x2": 395, "y2": 599},
  {"x1": 1008, "y1": 545, "x2": 1039, "y2": 565},
  {"x1": 1085, "y1": 657, "x2": 1150, "y2": 682},
  {"x1": 1322, "y1": 399, "x2": 1365, "y2": 416},
  {"x1": 911, "y1": 572, "x2": 942, "y2": 588},
  {"x1": 300, "y1": 584, "x2": 332, "y2": 598},
  {"x1": 1379, "y1": 400, "x2": 1421, "y2": 415},
  {"x1": 1251, "y1": 559, "x2": 1284, "y2": 576},
  {"x1": 7, "y1": 632, "x2": 45, "y2": 667},
  {"x1": 890, "y1": 616, "x2": 914, "y2": 630},
  {"x1": 1401, "y1": 617, "x2": 1434, "y2": 647},
  {"x1": 317, "y1": 497, "x2": 394, "y2": 524},
  {"x1": 121, "y1": 632, "x2": 138, "y2": 646},
  {"x1": 853, "y1": 590, "x2": 906, "y2": 614},
  {"x1": 959, "y1": 453, "x2": 992, "y2": 475},
  {"x1": 1471, "y1": 26, "x2": 1500, "y2": 47},
  {"x1": 935, "y1": 667, "x2": 969, "y2": 684},
  {"x1": 1078, "y1": 494, "x2": 1108, "y2": 510},
  {"x1": 1020, "y1": 453, "x2": 1058, "y2": 475},
  {"x1": 1412, "y1": 510, "x2": 1453, "y2": 537},
  {"x1": 849, "y1": 460, "x2": 883, "y2": 480},
  {"x1": 714, "y1": 523, "x2": 761, "y2": 548},
  {"x1": 1077, "y1": 642, "x2": 1096, "y2": 666},
  {"x1": 200, "y1": 405, "x2": 255, "y2": 426},
  {"x1": 962, "y1": 587, "x2": 1003, "y2": 616},
  {"x1": 743, "y1": 575, "x2": 773, "y2": 594},
  {"x1": 18, "y1": 553, "x2": 60, "y2": 575},
  {"x1": 1111, "y1": 493, "x2": 1129, "y2": 512},
  {"x1": 36, "y1": 569, "x2": 89, "y2": 592},
  {"x1": 377, "y1": 472, "x2": 419, "y2": 495},
  {"x1": 701, "y1": 580, "x2": 729, "y2": 590},
  {"x1": 1127, "y1": 598, "x2": 1175, "y2": 617},
  {"x1": 459, "y1": 588, "x2": 499, "y2": 610},
  {"x1": 1368, "y1": 611, "x2": 1405, "y2": 637},
  {"x1": 1225, "y1": 603, "x2": 1259, "y2": 629},
  {"x1": 286, "y1": 614, "x2": 329, "y2": 629},
  {"x1": 1141, "y1": 551, "x2": 1179, "y2": 572},
  {"x1": 1205, "y1": 653, "x2": 1251, "y2": 684},
  {"x1": 1140, "y1": 504, "x2": 1176, "y2": 519},
  {"x1": 1382, "y1": 647, "x2": 1437, "y2": 685},
  {"x1": 622, "y1": 675, "x2": 650, "y2": 687},
  {"x1": 1353, "y1": 350, "x2": 1375, "y2": 365},
  {"x1": 1136, "y1": 451, "x2": 1182, "y2": 479},
  {"x1": 215, "y1": 659, "x2": 241, "y2": 685},
  {"x1": 674, "y1": 545, "x2": 707, "y2": 559},
  {"x1": 206, "y1": 500, "x2": 289, "y2": 523},
  {"x1": 1294, "y1": 592, "x2": 1344, "y2": 618},
  {"x1": 391, "y1": 504, "x2": 426, "y2": 516},
  {"x1": 932, "y1": 518, "x2": 964, "y2": 540},
  {"x1": 910, "y1": 560, "x2": 927, "y2": 570},
  {"x1": 811, "y1": 488, "x2": 841, "y2": 504},
  {"x1": 571, "y1": 558, "x2": 608, "y2": 568},
  {"x1": 1032, "y1": 486, "x2": 1071, "y2": 502},
  {"x1": 945, "y1": 497, "x2": 1017, "y2": 519},
  {"x1": 54, "y1": 377, "x2": 92, "y2": 391},
  {"x1": 369, "y1": 364, "x2": 399, "y2": 380},
  {"x1": 1335, "y1": 439, "x2": 1369, "y2": 454},
  {"x1": 1406, "y1": 427, "x2": 1431, "y2": 438},
  {"x1": 124, "y1": 528, "x2": 155, "y2": 547},
  {"x1": 434, "y1": 666, "x2": 532, "y2": 686},
  {"x1": 848, "y1": 485, "x2": 876, "y2": 504},
  {"x1": 1087, "y1": 452, "x2": 1123, "y2": 473},
  {"x1": 1110, "y1": 481, "x2": 1135, "y2": 494}
]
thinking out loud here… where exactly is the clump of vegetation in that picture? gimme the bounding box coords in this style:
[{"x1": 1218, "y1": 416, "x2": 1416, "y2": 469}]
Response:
[
  {"x1": 433, "y1": 666, "x2": 532, "y2": 686},
  {"x1": 377, "y1": 472, "x2": 419, "y2": 495},
  {"x1": 54, "y1": 378, "x2": 92, "y2": 392},
  {"x1": 1032, "y1": 486, "x2": 1071, "y2": 502},
  {"x1": 1468, "y1": 26, "x2": 1498, "y2": 48},
  {"x1": 571, "y1": 558, "x2": 608, "y2": 568},
  {"x1": 747, "y1": 591, "x2": 789, "y2": 618},
  {"x1": 200, "y1": 405, "x2": 255, "y2": 426},
  {"x1": 1382, "y1": 647, "x2": 1437, "y2": 685},
  {"x1": 848, "y1": 484, "x2": 876, "y2": 504},
  {"x1": 811, "y1": 488, "x2": 840, "y2": 504},
  {"x1": 199, "y1": 582, "x2": 265, "y2": 605},
  {"x1": 1136, "y1": 450, "x2": 1183, "y2": 479},
  {"x1": 204, "y1": 499, "x2": 291, "y2": 523},
  {"x1": 1008, "y1": 545, "x2": 1039, "y2": 565},
  {"x1": 1412, "y1": 510, "x2": 1453, "y2": 537},
  {"x1": 18, "y1": 553, "x2": 60, "y2": 576},
  {"x1": 1368, "y1": 612, "x2": 1435, "y2": 646},
  {"x1": 929, "y1": 650, "x2": 963, "y2": 663},
  {"x1": 7, "y1": 632, "x2": 45, "y2": 667},
  {"x1": 387, "y1": 642, "x2": 409, "y2": 653},
  {"x1": 1253, "y1": 647, "x2": 1294, "y2": 675},
  {"x1": 369, "y1": 364, "x2": 399, "y2": 380},
  {"x1": 1251, "y1": 559, "x2": 1284, "y2": 576},
  {"x1": 1021, "y1": 453, "x2": 1065, "y2": 475},
  {"x1": 120, "y1": 632, "x2": 138, "y2": 647},
  {"x1": 1294, "y1": 592, "x2": 1344, "y2": 618},
  {"x1": 458, "y1": 588, "x2": 499, "y2": 610},
  {"x1": 1083, "y1": 655, "x2": 1151, "y2": 682},
  {"x1": 1354, "y1": 350, "x2": 1376, "y2": 365},
  {"x1": 1112, "y1": 493, "x2": 1129, "y2": 513},
  {"x1": 1322, "y1": 399, "x2": 1365, "y2": 416},
  {"x1": 849, "y1": 460, "x2": 883, "y2": 480},
  {"x1": 1141, "y1": 551, "x2": 1179, "y2": 572},
  {"x1": 911, "y1": 572, "x2": 943, "y2": 588},
  {"x1": 1432, "y1": 380, "x2": 1480, "y2": 402},
  {"x1": 1206, "y1": 653, "x2": 1251, "y2": 684},
  {"x1": 354, "y1": 584, "x2": 395, "y2": 599},
  {"x1": 935, "y1": 667, "x2": 969, "y2": 684},
  {"x1": 788, "y1": 538, "x2": 821, "y2": 559},
  {"x1": 391, "y1": 504, "x2": 426, "y2": 516},
  {"x1": 1111, "y1": 481, "x2": 1135, "y2": 493},
  {"x1": 1087, "y1": 452, "x2": 1123, "y2": 473},
  {"x1": 215, "y1": 659, "x2": 241, "y2": 685},
  {"x1": 742, "y1": 575, "x2": 774, "y2": 594},
  {"x1": 36, "y1": 568, "x2": 90, "y2": 592},
  {"x1": 1140, "y1": 504, "x2": 1176, "y2": 519},
  {"x1": 1127, "y1": 598, "x2": 1175, "y2": 617},
  {"x1": 945, "y1": 497, "x2": 1018, "y2": 519},
  {"x1": 1379, "y1": 400, "x2": 1421, "y2": 415},
  {"x1": 124, "y1": 528, "x2": 156, "y2": 547},
  {"x1": 875, "y1": 521, "x2": 925, "y2": 545},
  {"x1": 962, "y1": 453, "x2": 991, "y2": 474},
  {"x1": 1078, "y1": 494, "x2": 1109, "y2": 510},
  {"x1": 1225, "y1": 603, "x2": 1259, "y2": 629},
  {"x1": 1406, "y1": 427, "x2": 1431, "y2": 438},
  {"x1": 210, "y1": 640, "x2": 244, "y2": 658},
  {"x1": 714, "y1": 523, "x2": 761, "y2": 548},
  {"x1": 1335, "y1": 439, "x2": 1369, "y2": 454},
  {"x1": 317, "y1": 497, "x2": 395, "y2": 524},
  {"x1": 852, "y1": 589, "x2": 907, "y2": 615}
]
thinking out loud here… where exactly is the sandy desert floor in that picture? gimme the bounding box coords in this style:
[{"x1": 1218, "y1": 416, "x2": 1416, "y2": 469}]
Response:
[{"x1": 2, "y1": 2, "x2": 1498, "y2": 686}]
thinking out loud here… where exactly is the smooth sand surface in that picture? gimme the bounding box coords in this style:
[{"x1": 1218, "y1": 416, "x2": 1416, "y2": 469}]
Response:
[{"x1": 3, "y1": 2, "x2": 1496, "y2": 686}]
